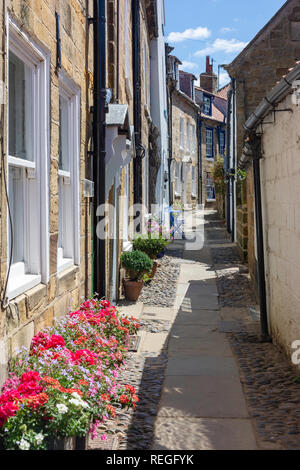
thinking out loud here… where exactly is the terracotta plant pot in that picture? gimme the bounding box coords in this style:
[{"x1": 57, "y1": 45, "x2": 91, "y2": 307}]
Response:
[{"x1": 123, "y1": 279, "x2": 144, "y2": 301}]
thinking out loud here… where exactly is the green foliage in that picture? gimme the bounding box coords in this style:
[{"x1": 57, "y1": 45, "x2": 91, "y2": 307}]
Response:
[
  {"x1": 120, "y1": 250, "x2": 153, "y2": 280},
  {"x1": 212, "y1": 157, "x2": 226, "y2": 196},
  {"x1": 133, "y1": 236, "x2": 169, "y2": 260}
]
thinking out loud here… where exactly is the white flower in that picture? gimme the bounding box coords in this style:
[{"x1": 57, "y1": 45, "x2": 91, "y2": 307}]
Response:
[
  {"x1": 69, "y1": 398, "x2": 82, "y2": 407},
  {"x1": 35, "y1": 433, "x2": 44, "y2": 445},
  {"x1": 71, "y1": 392, "x2": 82, "y2": 400},
  {"x1": 56, "y1": 403, "x2": 68, "y2": 414},
  {"x1": 19, "y1": 438, "x2": 30, "y2": 450}
]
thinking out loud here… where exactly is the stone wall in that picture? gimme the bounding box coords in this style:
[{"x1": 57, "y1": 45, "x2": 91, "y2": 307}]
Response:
[
  {"x1": 226, "y1": 0, "x2": 300, "y2": 286},
  {"x1": 171, "y1": 90, "x2": 198, "y2": 206},
  {"x1": 260, "y1": 92, "x2": 300, "y2": 361},
  {"x1": 0, "y1": 0, "x2": 94, "y2": 385}
]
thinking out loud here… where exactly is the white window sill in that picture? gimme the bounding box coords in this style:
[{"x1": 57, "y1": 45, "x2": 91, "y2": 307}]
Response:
[
  {"x1": 57, "y1": 257, "x2": 74, "y2": 274},
  {"x1": 123, "y1": 241, "x2": 132, "y2": 252},
  {"x1": 207, "y1": 198, "x2": 216, "y2": 202},
  {"x1": 174, "y1": 191, "x2": 182, "y2": 197},
  {"x1": 7, "y1": 273, "x2": 42, "y2": 301}
]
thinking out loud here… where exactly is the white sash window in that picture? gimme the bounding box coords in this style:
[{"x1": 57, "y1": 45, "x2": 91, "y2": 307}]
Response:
[
  {"x1": 7, "y1": 18, "x2": 50, "y2": 300},
  {"x1": 57, "y1": 72, "x2": 80, "y2": 273}
]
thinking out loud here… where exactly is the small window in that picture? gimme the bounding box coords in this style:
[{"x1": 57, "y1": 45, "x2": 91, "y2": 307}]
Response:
[
  {"x1": 206, "y1": 128, "x2": 214, "y2": 159},
  {"x1": 180, "y1": 117, "x2": 184, "y2": 148},
  {"x1": 186, "y1": 122, "x2": 190, "y2": 152},
  {"x1": 203, "y1": 94, "x2": 212, "y2": 115},
  {"x1": 192, "y1": 166, "x2": 197, "y2": 197},
  {"x1": 219, "y1": 130, "x2": 225, "y2": 156},
  {"x1": 175, "y1": 161, "x2": 182, "y2": 195},
  {"x1": 192, "y1": 125, "x2": 196, "y2": 153},
  {"x1": 206, "y1": 174, "x2": 215, "y2": 200}
]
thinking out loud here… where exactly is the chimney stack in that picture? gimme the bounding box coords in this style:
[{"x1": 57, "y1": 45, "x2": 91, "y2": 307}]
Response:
[{"x1": 200, "y1": 56, "x2": 217, "y2": 93}]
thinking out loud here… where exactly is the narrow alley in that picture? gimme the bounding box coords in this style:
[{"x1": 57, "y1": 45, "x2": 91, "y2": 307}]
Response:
[{"x1": 88, "y1": 209, "x2": 300, "y2": 451}]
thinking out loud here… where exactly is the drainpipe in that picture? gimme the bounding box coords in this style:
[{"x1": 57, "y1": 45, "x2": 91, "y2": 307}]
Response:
[
  {"x1": 168, "y1": 86, "x2": 174, "y2": 207},
  {"x1": 197, "y1": 113, "x2": 203, "y2": 205},
  {"x1": 226, "y1": 84, "x2": 232, "y2": 233},
  {"x1": 231, "y1": 78, "x2": 236, "y2": 243},
  {"x1": 251, "y1": 136, "x2": 271, "y2": 342},
  {"x1": 132, "y1": 0, "x2": 143, "y2": 205},
  {"x1": 92, "y1": 0, "x2": 107, "y2": 298}
]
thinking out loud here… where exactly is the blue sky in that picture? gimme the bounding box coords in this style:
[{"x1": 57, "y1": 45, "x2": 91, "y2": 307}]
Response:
[{"x1": 164, "y1": 0, "x2": 287, "y2": 88}]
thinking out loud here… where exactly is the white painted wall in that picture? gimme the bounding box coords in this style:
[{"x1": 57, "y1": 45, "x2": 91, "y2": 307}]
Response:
[{"x1": 150, "y1": 0, "x2": 169, "y2": 227}]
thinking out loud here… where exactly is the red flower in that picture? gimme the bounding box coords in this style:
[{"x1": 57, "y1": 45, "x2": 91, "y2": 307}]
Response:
[
  {"x1": 119, "y1": 394, "x2": 129, "y2": 405},
  {"x1": 125, "y1": 385, "x2": 136, "y2": 396},
  {"x1": 101, "y1": 394, "x2": 110, "y2": 402}
]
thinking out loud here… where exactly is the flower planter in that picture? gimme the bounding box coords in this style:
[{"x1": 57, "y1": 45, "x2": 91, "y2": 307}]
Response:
[
  {"x1": 123, "y1": 279, "x2": 144, "y2": 301},
  {"x1": 47, "y1": 436, "x2": 76, "y2": 450},
  {"x1": 75, "y1": 434, "x2": 90, "y2": 450}
]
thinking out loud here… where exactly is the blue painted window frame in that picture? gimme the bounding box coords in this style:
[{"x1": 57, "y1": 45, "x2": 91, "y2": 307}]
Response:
[
  {"x1": 205, "y1": 127, "x2": 214, "y2": 159},
  {"x1": 219, "y1": 129, "x2": 225, "y2": 156},
  {"x1": 203, "y1": 94, "x2": 212, "y2": 116}
]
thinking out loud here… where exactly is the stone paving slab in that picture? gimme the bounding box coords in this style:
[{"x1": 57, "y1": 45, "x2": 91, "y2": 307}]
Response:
[
  {"x1": 182, "y1": 294, "x2": 220, "y2": 311},
  {"x1": 169, "y1": 324, "x2": 219, "y2": 338},
  {"x1": 176, "y1": 283, "x2": 219, "y2": 297},
  {"x1": 142, "y1": 306, "x2": 177, "y2": 322},
  {"x1": 157, "y1": 375, "x2": 249, "y2": 419},
  {"x1": 165, "y1": 356, "x2": 240, "y2": 377},
  {"x1": 139, "y1": 332, "x2": 169, "y2": 353},
  {"x1": 174, "y1": 308, "x2": 220, "y2": 326},
  {"x1": 168, "y1": 335, "x2": 233, "y2": 357},
  {"x1": 152, "y1": 418, "x2": 258, "y2": 450}
]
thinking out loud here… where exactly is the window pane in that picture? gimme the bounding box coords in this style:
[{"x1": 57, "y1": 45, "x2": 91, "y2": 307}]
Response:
[
  {"x1": 9, "y1": 51, "x2": 33, "y2": 161},
  {"x1": 9, "y1": 166, "x2": 24, "y2": 264},
  {"x1": 59, "y1": 95, "x2": 70, "y2": 171}
]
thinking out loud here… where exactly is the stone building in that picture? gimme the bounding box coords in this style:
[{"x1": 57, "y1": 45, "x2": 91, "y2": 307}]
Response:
[
  {"x1": 0, "y1": 0, "x2": 168, "y2": 384},
  {"x1": 238, "y1": 60, "x2": 300, "y2": 361},
  {"x1": 225, "y1": 0, "x2": 300, "y2": 296},
  {"x1": 0, "y1": 0, "x2": 94, "y2": 384},
  {"x1": 167, "y1": 56, "x2": 200, "y2": 208},
  {"x1": 195, "y1": 56, "x2": 228, "y2": 210}
]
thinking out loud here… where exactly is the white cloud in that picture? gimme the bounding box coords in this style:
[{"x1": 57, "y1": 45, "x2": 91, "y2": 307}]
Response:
[
  {"x1": 167, "y1": 26, "x2": 211, "y2": 43},
  {"x1": 179, "y1": 61, "x2": 198, "y2": 71},
  {"x1": 219, "y1": 72, "x2": 230, "y2": 88},
  {"x1": 220, "y1": 27, "x2": 235, "y2": 34},
  {"x1": 194, "y1": 38, "x2": 248, "y2": 57}
]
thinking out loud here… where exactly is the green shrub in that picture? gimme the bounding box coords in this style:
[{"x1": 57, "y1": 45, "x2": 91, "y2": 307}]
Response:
[
  {"x1": 120, "y1": 250, "x2": 153, "y2": 280},
  {"x1": 133, "y1": 236, "x2": 169, "y2": 260}
]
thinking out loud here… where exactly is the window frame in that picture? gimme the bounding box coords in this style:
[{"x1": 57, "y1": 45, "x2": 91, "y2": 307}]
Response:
[
  {"x1": 203, "y1": 94, "x2": 212, "y2": 116},
  {"x1": 57, "y1": 70, "x2": 81, "y2": 274},
  {"x1": 180, "y1": 117, "x2": 184, "y2": 149},
  {"x1": 6, "y1": 17, "x2": 50, "y2": 301},
  {"x1": 205, "y1": 127, "x2": 214, "y2": 159},
  {"x1": 219, "y1": 129, "x2": 225, "y2": 156}
]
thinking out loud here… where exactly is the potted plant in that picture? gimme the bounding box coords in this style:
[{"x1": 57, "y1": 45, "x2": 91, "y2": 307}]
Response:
[
  {"x1": 133, "y1": 237, "x2": 169, "y2": 277},
  {"x1": 120, "y1": 250, "x2": 153, "y2": 301}
]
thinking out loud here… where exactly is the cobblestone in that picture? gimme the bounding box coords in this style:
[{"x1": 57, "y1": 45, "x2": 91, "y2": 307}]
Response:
[{"x1": 139, "y1": 254, "x2": 181, "y2": 308}]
